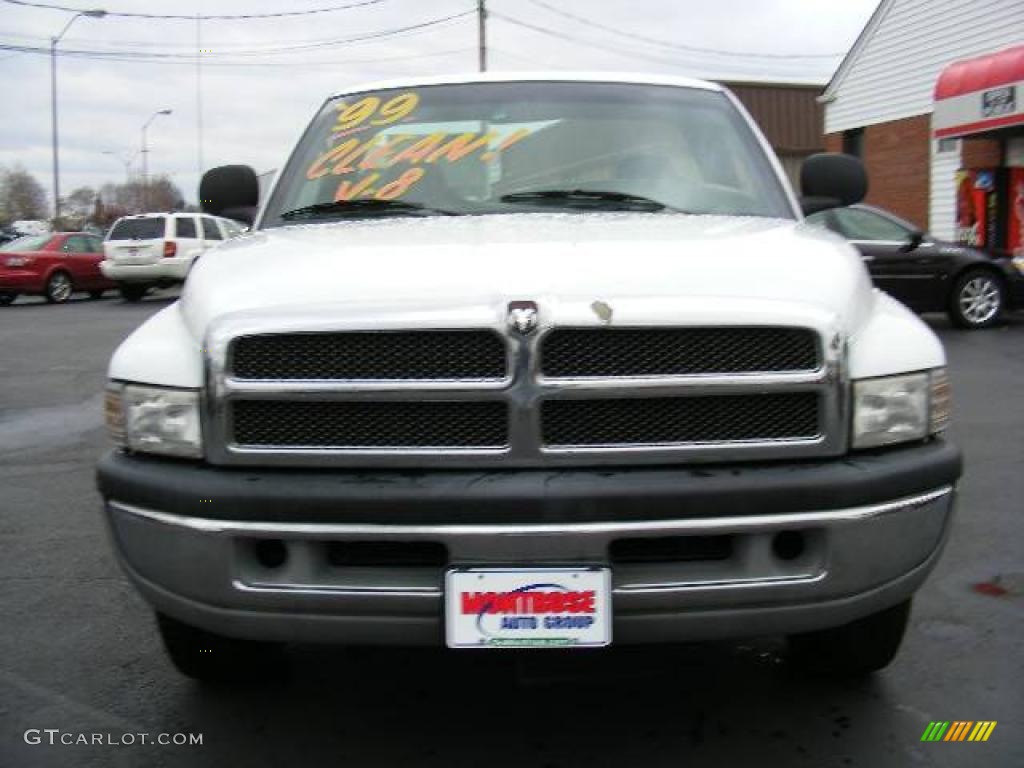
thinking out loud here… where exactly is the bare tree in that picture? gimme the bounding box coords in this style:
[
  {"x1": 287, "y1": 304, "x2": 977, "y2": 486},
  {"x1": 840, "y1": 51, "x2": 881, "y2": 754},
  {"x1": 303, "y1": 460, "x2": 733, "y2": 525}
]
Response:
[
  {"x1": 65, "y1": 187, "x2": 97, "y2": 218},
  {"x1": 97, "y1": 175, "x2": 183, "y2": 215},
  {"x1": 144, "y1": 176, "x2": 185, "y2": 212},
  {"x1": 0, "y1": 165, "x2": 49, "y2": 225}
]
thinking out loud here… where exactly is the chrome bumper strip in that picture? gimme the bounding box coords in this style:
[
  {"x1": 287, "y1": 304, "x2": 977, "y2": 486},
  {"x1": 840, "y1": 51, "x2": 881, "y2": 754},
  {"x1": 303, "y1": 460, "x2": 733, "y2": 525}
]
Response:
[{"x1": 107, "y1": 485, "x2": 952, "y2": 538}]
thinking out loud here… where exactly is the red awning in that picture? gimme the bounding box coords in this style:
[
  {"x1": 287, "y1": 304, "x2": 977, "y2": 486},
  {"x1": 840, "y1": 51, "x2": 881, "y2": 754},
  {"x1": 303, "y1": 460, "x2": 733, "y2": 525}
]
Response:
[{"x1": 933, "y1": 45, "x2": 1024, "y2": 139}]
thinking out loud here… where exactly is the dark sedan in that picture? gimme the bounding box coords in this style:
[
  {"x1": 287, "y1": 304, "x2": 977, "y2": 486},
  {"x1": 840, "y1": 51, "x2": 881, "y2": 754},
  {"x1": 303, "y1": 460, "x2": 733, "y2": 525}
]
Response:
[{"x1": 807, "y1": 203, "x2": 1024, "y2": 329}]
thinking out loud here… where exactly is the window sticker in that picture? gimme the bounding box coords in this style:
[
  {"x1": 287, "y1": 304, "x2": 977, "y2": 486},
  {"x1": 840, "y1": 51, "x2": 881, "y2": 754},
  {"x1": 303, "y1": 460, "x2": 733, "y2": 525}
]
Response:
[
  {"x1": 330, "y1": 92, "x2": 420, "y2": 140},
  {"x1": 307, "y1": 90, "x2": 535, "y2": 202}
]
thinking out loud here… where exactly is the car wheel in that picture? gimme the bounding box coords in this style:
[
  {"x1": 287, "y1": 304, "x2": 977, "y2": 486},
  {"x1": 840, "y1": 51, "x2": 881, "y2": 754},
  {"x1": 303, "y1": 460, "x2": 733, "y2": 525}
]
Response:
[
  {"x1": 88, "y1": 290, "x2": 105, "y2": 300},
  {"x1": 0, "y1": 292, "x2": 16, "y2": 306},
  {"x1": 950, "y1": 270, "x2": 1004, "y2": 329},
  {"x1": 119, "y1": 285, "x2": 148, "y2": 302},
  {"x1": 787, "y1": 599, "x2": 911, "y2": 677},
  {"x1": 45, "y1": 271, "x2": 74, "y2": 304},
  {"x1": 156, "y1": 613, "x2": 286, "y2": 684}
]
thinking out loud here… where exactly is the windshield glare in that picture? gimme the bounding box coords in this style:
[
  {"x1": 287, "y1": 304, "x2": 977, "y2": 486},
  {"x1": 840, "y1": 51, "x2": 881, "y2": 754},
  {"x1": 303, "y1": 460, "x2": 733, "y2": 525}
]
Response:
[
  {"x1": 1, "y1": 235, "x2": 51, "y2": 252},
  {"x1": 264, "y1": 81, "x2": 793, "y2": 225}
]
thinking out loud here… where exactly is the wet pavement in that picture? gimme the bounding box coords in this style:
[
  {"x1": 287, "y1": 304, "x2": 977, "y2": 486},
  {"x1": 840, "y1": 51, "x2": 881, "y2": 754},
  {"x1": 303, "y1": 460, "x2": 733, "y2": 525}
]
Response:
[{"x1": 1, "y1": 292, "x2": 1021, "y2": 767}]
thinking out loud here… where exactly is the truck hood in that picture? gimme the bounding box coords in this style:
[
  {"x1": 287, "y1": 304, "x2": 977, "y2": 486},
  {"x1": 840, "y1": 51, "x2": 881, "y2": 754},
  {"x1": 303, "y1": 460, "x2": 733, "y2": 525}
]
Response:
[{"x1": 181, "y1": 212, "x2": 874, "y2": 340}]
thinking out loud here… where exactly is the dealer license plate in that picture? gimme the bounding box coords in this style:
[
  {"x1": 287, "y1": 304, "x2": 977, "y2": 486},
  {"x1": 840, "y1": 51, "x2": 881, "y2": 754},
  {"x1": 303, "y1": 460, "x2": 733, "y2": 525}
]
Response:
[{"x1": 445, "y1": 567, "x2": 611, "y2": 649}]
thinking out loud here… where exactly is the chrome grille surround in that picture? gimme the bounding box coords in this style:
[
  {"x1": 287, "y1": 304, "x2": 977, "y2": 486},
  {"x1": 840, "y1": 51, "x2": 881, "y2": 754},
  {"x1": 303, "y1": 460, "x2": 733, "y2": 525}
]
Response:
[{"x1": 203, "y1": 310, "x2": 847, "y2": 469}]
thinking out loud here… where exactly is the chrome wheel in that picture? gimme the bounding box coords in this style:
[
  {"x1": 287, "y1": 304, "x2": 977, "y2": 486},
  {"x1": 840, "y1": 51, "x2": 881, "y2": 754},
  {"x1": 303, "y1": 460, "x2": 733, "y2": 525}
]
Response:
[
  {"x1": 46, "y1": 272, "x2": 73, "y2": 303},
  {"x1": 956, "y1": 274, "x2": 1001, "y2": 326}
]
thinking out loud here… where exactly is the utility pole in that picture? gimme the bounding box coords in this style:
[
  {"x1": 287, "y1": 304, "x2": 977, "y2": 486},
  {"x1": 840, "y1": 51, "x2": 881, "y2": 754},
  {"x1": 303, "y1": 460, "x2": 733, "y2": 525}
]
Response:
[
  {"x1": 50, "y1": 9, "x2": 107, "y2": 224},
  {"x1": 477, "y1": 0, "x2": 487, "y2": 72},
  {"x1": 196, "y1": 13, "x2": 204, "y2": 182}
]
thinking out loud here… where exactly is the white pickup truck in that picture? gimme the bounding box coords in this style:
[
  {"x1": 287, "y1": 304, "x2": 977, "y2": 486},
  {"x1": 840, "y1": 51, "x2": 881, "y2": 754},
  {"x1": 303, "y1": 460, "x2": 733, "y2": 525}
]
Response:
[{"x1": 97, "y1": 74, "x2": 962, "y2": 682}]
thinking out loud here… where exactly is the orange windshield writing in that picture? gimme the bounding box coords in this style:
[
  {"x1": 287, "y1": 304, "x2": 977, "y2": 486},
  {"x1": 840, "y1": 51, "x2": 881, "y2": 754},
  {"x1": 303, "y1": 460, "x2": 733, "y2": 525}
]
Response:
[
  {"x1": 331, "y1": 92, "x2": 420, "y2": 138},
  {"x1": 308, "y1": 89, "x2": 535, "y2": 202}
]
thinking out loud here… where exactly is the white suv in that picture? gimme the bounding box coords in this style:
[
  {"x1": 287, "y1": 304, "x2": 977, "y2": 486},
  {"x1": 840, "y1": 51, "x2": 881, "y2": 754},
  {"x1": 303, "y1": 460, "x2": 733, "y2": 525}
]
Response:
[{"x1": 100, "y1": 212, "x2": 244, "y2": 301}]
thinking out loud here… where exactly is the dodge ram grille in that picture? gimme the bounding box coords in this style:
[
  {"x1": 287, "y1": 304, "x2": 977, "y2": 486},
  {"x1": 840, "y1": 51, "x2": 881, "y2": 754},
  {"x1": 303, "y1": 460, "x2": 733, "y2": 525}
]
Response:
[
  {"x1": 541, "y1": 393, "x2": 820, "y2": 447},
  {"x1": 230, "y1": 330, "x2": 507, "y2": 381},
  {"x1": 208, "y1": 320, "x2": 843, "y2": 468},
  {"x1": 231, "y1": 400, "x2": 508, "y2": 448},
  {"x1": 540, "y1": 327, "x2": 819, "y2": 378}
]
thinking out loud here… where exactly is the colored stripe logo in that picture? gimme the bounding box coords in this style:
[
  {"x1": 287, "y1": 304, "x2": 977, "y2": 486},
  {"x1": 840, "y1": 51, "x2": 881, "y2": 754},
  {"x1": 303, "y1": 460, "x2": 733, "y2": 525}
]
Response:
[{"x1": 921, "y1": 721, "x2": 997, "y2": 742}]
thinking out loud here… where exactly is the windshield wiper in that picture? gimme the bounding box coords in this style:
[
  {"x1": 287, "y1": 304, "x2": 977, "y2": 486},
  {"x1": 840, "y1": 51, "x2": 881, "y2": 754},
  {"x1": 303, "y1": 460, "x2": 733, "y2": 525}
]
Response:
[
  {"x1": 499, "y1": 188, "x2": 674, "y2": 212},
  {"x1": 279, "y1": 198, "x2": 456, "y2": 221}
]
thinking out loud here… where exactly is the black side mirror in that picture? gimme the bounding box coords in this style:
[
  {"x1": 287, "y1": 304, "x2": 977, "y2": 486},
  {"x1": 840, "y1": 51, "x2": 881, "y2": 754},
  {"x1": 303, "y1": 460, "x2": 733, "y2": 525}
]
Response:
[
  {"x1": 900, "y1": 230, "x2": 925, "y2": 252},
  {"x1": 799, "y1": 153, "x2": 868, "y2": 216},
  {"x1": 199, "y1": 165, "x2": 259, "y2": 225}
]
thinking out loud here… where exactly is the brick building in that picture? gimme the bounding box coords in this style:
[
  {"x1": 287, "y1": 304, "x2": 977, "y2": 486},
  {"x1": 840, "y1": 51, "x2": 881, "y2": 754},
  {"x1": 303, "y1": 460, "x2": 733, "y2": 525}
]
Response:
[
  {"x1": 820, "y1": 0, "x2": 1024, "y2": 246},
  {"x1": 720, "y1": 81, "x2": 825, "y2": 190}
]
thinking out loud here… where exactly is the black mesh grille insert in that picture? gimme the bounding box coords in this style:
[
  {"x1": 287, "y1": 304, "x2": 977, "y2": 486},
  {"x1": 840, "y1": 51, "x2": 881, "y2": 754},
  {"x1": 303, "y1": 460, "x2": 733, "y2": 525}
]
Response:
[
  {"x1": 230, "y1": 331, "x2": 506, "y2": 381},
  {"x1": 540, "y1": 327, "x2": 819, "y2": 378},
  {"x1": 542, "y1": 393, "x2": 820, "y2": 447},
  {"x1": 231, "y1": 400, "x2": 507, "y2": 448}
]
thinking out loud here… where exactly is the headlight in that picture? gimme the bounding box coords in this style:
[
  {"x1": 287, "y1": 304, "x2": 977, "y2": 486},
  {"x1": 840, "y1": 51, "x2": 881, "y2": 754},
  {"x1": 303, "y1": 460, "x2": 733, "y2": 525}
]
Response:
[
  {"x1": 105, "y1": 383, "x2": 203, "y2": 458},
  {"x1": 5, "y1": 256, "x2": 31, "y2": 267},
  {"x1": 1012, "y1": 254, "x2": 1024, "y2": 276},
  {"x1": 851, "y1": 368, "x2": 950, "y2": 450}
]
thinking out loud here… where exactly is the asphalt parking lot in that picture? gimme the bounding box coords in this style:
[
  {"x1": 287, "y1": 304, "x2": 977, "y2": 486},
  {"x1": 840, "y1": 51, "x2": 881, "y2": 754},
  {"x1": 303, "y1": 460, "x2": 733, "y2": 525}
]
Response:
[{"x1": 1, "y1": 292, "x2": 1021, "y2": 768}]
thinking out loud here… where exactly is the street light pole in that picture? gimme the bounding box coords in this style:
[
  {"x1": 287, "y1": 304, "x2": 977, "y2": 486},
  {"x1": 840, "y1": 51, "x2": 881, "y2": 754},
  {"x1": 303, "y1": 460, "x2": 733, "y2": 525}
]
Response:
[
  {"x1": 102, "y1": 150, "x2": 133, "y2": 186},
  {"x1": 50, "y1": 36, "x2": 58, "y2": 220},
  {"x1": 140, "y1": 109, "x2": 172, "y2": 211},
  {"x1": 50, "y1": 9, "x2": 106, "y2": 225},
  {"x1": 477, "y1": 0, "x2": 487, "y2": 73}
]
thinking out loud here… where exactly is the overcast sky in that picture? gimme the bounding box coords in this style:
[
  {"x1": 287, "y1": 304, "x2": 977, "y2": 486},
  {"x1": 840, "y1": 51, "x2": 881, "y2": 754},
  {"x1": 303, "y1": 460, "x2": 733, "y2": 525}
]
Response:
[{"x1": 0, "y1": 0, "x2": 879, "y2": 207}]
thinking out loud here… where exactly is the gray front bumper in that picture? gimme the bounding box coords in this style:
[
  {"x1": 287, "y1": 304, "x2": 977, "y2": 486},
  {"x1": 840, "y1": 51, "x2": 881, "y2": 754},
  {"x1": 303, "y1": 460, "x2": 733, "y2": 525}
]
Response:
[{"x1": 103, "y1": 486, "x2": 955, "y2": 645}]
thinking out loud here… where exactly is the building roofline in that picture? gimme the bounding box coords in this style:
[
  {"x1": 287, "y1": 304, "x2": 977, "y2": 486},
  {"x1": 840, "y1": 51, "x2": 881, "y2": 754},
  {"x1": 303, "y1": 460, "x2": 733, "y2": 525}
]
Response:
[
  {"x1": 821, "y1": 0, "x2": 894, "y2": 101},
  {"x1": 717, "y1": 79, "x2": 828, "y2": 89}
]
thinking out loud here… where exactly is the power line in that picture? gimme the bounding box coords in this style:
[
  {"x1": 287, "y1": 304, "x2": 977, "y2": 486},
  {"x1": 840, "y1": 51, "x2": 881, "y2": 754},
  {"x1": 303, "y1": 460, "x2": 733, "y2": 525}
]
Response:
[
  {"x1": 0, "y1": 11, "x2": 476, "y2": 60},
  {"x1": 159, "y1": 11, "x2": 476, "y2": 57},
  {"x1": 0, "y1": 14, "x2": 474, "y2": 53},
  {"x1": 207, "y1": 46, "x2": 474, "y2": 69},
  {"x1": 191, "y1": 12, "x2": 476, "y2": 57},
  {"x1": 0, "y1": 0, "x2": 395, "y2": 20},
  {"x1": 521, "y1": 0, "x2": 844, "y2": 60},
  {"x1": 0, "y1": 40, "x2": 474, "y2": 67},
  {"x1": 488, "y1": 11, "x2": 709, "y2": 68},
  {"x1": 0, "y1": 28, "x2": 432, "y2": 51},
  {"x1": 490, "y1": 11, "x2": 835, "y2": 71}
]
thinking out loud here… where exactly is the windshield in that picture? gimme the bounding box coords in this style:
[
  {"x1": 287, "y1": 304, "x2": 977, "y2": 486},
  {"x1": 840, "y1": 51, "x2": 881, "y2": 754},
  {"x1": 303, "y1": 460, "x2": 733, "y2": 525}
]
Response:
[
  {"x1": 108, "y1": 218, "x2": 166, "y2": 240},
  {"x1": 1, "y1": 235, "x2": 51, "y2": 252},
  {"x1": 262, "y1": 81, "x2": 793, "y2": 226}
]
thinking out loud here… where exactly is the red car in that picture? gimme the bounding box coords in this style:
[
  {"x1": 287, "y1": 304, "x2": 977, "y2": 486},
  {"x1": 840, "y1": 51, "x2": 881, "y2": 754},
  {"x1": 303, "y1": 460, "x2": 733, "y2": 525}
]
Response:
[{"x1": 0, "y1": 232, "x2": 114, "y2": 305}]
